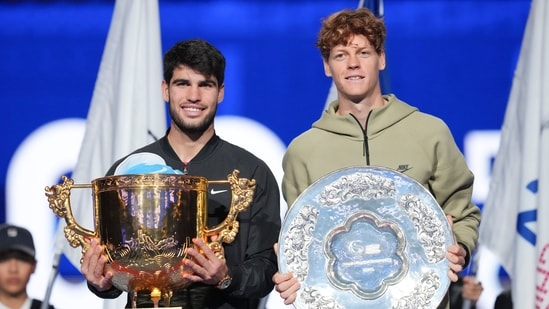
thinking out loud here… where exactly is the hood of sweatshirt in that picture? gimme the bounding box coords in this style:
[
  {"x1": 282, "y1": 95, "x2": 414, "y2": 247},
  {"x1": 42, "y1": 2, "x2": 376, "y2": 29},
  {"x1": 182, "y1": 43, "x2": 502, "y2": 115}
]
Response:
[{"x1": 312, "y1": 94, "x2": 418, "y2": 139}]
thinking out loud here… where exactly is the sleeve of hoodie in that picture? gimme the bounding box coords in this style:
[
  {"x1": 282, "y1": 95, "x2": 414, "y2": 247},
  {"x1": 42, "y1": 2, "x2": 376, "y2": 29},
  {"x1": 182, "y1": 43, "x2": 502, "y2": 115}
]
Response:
[
  {"x1": 429, "y1": 120, "x2": 481, "y2": 266},
  {"x1": 281, "y1": 141, "x2": 311, "y2": 209}
]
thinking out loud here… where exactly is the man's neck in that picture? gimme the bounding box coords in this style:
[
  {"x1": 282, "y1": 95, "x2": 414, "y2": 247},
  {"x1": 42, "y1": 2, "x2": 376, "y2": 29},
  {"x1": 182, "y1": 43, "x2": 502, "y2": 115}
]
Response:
[
  {"x1": 167, "y1": 125, "x2": 215, "y2": 163},
  {"x1": 0, "y1": 292, "x2": 29, "y2": 309},
  {"x1": 337, "y1": 93, "x2": 386, "y2": 127}
]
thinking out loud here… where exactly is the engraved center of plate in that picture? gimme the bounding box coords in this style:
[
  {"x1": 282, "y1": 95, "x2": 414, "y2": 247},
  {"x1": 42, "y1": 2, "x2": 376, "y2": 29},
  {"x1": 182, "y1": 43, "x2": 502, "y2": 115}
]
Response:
[{"x1": 324, "y1": 212, "x2": 407, "y2": 300}]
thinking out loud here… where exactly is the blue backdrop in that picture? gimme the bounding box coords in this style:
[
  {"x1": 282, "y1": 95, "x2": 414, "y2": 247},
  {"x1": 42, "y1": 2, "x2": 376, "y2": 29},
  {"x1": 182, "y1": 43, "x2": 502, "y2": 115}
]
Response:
[
  {"x1": 0, "y1": 1, "x2": 530, "y2": 307},
  {"x1": 1, "y1": 0, "x2": 529, "y2": 221}
]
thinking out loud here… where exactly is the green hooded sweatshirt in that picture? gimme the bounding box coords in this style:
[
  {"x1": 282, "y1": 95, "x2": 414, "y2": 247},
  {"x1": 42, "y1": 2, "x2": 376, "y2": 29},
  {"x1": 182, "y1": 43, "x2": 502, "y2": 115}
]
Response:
[{"x1": 282, "y1": 93, "x2": 480, "y2": 268}]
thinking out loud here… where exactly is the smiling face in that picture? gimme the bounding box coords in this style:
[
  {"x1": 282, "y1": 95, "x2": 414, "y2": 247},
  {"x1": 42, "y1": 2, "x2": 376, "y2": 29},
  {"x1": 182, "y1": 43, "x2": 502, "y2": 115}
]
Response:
[
  {"x1": 323, "y1": 34, "x2": 385, "y2": 103},
  {"x1": 163, "y1": 65, "x2": 224, "y2": 135}
]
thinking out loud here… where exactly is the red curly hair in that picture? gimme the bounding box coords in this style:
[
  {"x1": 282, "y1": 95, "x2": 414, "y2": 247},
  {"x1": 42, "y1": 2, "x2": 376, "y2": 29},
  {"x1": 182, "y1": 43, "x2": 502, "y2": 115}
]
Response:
[{"x1": 316, "y1": 8, "x2": 386, "y2": 60}]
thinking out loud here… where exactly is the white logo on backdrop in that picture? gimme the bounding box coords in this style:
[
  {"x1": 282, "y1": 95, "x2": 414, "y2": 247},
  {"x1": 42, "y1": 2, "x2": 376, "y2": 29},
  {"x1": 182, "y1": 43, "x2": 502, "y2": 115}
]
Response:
[
  {"x1": 6, "y1": 119, "x2": 500, "y2": 309},
  {"x1": 6, "y1": 118, "x2": 104, "y2": 309},
  {"x1": 6, "y1": 116, "x2": 287, "y2": 309}
]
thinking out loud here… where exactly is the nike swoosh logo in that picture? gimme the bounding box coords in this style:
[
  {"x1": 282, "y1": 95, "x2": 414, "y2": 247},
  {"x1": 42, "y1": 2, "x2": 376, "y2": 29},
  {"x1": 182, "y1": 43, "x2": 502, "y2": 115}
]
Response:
[
  {"x1": 396, "y1": 165, "x2": 413, "y2": 173},
  {"x1": 210, "y1": 189, "x2": 228, "y2": 195}
]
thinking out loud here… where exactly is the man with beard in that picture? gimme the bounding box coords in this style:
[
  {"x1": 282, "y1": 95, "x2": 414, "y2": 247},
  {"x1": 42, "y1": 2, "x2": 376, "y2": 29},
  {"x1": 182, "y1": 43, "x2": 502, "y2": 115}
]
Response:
[{"x1": 80, "y1": 39, "x2": 281, "y2": 309}]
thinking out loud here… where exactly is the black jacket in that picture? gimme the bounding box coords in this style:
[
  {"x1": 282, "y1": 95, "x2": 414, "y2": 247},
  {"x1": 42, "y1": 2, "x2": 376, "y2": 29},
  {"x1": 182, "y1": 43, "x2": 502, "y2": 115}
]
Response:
[
  {"x1": 30, "y1": 299, "x2": 54, "y2": 309},
  {"x1": 449, "y1": 276, "x2": 476, "y2": 309},
  {"x1": 89, "y1": 133, "x2": 281, "y2": 309}
]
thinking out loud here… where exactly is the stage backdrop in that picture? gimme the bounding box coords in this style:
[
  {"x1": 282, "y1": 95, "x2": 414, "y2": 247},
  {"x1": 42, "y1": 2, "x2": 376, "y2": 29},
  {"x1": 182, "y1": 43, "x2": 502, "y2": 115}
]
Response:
[{"x1": 0, "y1": 0, "x2": 530, "y2": 308}]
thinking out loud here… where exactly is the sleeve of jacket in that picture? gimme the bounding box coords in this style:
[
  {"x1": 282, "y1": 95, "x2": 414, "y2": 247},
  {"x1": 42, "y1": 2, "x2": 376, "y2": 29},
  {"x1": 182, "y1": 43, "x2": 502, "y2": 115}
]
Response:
[
  {"x1": 223, "y1": 164, "x2": 281, "y2": 299},
  {"x1": 87, "y1": 282, "x2": 123, "y2": 299},
  {"x1": 281, "y1": 143, "x2": 309, "y2": 208},
  {"x1": 429, "y1": 123, "x2": 481, "y2": 266}
]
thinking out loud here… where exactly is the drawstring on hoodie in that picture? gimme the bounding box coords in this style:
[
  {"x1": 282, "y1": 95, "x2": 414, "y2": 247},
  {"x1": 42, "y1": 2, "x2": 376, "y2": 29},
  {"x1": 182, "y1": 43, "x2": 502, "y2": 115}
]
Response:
[{"x1": 350, "y1": 112, "x2": 372, "y2": 166}]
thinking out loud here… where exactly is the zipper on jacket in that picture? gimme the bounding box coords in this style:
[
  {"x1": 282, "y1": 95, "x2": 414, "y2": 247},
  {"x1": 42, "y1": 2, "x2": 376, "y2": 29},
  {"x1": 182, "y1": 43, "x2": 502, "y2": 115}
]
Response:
[{"x1": 350, "y1": 112, "x2": 372, "y2": 166}]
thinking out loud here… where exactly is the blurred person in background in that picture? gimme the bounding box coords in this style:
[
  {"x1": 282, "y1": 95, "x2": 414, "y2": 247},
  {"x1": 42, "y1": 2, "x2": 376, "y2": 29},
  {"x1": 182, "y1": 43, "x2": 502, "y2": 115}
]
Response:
[
  {"x1": 494, "y1": 288, "x2": 513, "y2": 309},
  {"x1": 0, "y1": 224, "x2": 55, "y2": 309},
  {"x1": 449, "y1": 275, "x2": 483, "y2": 308}
]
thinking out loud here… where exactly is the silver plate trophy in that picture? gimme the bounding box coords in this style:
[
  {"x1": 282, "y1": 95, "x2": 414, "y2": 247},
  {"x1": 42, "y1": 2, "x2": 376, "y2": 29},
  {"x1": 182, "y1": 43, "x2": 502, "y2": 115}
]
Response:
[{"x1": 278, "y1": 166, "x2": 454, "y2": 309}]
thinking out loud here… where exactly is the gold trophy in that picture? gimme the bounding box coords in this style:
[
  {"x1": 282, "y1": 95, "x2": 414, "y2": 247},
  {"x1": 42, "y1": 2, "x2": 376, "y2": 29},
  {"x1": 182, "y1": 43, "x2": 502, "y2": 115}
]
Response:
[{"x1": 44, "y1": 170, "x2": 255, "y2": 308}]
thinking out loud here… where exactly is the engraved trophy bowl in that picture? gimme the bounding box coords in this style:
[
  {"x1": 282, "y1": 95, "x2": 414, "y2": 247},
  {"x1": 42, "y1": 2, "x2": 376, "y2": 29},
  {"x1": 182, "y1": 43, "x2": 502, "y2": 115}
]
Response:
[
  {"x1": 45, "y1": 170, "x2": 255, "y2": 308},
  {"x1": 278, "y1": 166, "x2": 454, "y2": 309}
]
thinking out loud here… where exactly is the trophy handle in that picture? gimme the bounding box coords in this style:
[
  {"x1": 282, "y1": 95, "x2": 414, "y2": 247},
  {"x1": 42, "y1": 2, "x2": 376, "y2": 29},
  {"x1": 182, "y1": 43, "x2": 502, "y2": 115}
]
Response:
[
  {"x1": 45, "y1": 176, "x2": 97, "y2": 257},
  {"x1": 205, "y1": 170, "x2": 256, "y2": 254}
]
